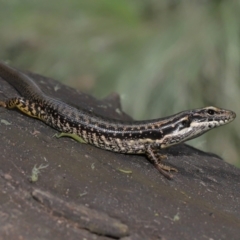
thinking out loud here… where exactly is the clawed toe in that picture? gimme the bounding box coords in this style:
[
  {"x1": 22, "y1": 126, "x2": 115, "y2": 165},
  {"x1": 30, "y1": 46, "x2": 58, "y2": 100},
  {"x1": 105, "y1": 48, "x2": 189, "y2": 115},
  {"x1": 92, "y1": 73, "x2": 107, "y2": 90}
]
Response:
[
  {"x1": 155, "y1": 163, "x2": 178, "y2": 178},
  {"x1": 0, "y1": 101, "x2": 6, "y2": 107}
]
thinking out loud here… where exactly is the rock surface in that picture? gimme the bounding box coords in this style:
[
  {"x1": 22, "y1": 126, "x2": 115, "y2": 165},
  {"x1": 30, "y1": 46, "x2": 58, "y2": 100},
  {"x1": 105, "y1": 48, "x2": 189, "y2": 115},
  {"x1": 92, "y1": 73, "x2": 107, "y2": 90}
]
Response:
[{"x1": 0, "y1": 70, "x2": 239, "y2": 240}]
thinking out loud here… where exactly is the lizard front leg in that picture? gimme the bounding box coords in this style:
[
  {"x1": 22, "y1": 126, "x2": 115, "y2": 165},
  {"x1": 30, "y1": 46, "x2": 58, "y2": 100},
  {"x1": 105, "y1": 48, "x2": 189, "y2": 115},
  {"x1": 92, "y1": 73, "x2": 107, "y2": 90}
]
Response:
[{"x1": 146, "y1": 144, "x2": 178, "y2": 179}]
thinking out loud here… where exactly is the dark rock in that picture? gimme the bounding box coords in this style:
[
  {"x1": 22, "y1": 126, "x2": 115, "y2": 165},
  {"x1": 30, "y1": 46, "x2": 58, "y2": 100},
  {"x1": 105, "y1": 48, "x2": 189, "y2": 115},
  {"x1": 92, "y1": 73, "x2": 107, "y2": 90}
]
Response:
[{"x1": 0, "y1": 69, "x2": 239, "y2": 240}]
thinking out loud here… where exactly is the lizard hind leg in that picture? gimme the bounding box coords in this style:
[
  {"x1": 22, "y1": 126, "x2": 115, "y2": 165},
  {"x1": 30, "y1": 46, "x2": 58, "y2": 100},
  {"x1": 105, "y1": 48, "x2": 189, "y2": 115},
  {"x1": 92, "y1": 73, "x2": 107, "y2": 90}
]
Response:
[
  {"x1": 146, "y1": 145, "x2": 178, "y2": 180},
  {"x1": 0, "y1": 97, "x2": 44, "y2": 120},
  {"x1": 0, "y1": 97, "x2": 24, "y2": 109}
]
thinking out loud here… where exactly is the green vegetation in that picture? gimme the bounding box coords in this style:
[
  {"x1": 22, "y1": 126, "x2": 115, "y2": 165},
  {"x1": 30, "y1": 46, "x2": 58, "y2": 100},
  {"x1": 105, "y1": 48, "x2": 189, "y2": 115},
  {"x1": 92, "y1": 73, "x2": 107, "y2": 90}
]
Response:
[
  {"x1": 30, "y1": 164, "x2": 49, "y2": 182},
  {"x1": 0, "y1": 0, "x2": 239, "y2": 166}
]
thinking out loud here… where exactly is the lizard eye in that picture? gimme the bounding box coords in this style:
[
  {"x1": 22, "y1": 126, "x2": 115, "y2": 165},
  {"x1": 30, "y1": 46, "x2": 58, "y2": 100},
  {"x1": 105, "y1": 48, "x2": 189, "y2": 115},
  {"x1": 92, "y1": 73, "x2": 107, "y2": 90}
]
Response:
[
  {"x1": 181, "y1": 119, "x2": 190, "y2": 128},
  {"x1": 207, "y1": 109, "x2": 215, "y2": 115}
]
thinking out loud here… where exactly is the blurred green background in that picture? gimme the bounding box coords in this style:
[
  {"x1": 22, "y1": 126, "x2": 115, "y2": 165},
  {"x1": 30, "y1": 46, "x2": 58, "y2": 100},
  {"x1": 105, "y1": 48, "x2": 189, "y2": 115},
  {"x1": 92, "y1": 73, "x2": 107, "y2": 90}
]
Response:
[{"x1": 0, "y1": 0, "x2": 239, "y2": 167}]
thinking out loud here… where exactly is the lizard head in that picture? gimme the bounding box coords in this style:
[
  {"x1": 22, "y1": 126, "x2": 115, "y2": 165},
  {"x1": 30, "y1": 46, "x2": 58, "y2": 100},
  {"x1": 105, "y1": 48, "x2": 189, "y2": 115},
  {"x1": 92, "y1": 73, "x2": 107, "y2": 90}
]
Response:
[{"x1": 160, "y1": 106, "x2": 236, "y2": 148}]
